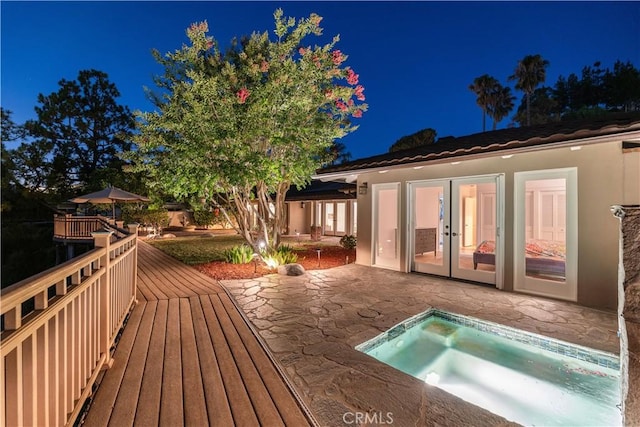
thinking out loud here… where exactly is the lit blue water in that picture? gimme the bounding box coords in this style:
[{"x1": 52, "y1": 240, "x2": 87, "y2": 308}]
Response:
[{"x1": 360, "y1": 315, "x2": 621, "y2": 426}]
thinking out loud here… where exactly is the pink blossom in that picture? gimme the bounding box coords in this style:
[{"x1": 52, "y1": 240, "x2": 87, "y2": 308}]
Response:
[
  {"x1": 335, "y1": 100, "x2": 348, "y2": 111},
  {"x1": 352, "y1": 110, "x2": 363, "y2": 118},
  {"x1": 324, "y1": 89, "x2": 334, "y2": 99},
  {"x1": 299, "y1": 47, "x2": 307, "y2": 55},
  {"x1": 332, "y1": 50, "x2": 344, "y2": 65},
  {"x1": 237, "y1": 88, "x2": 250, "y2": 104},
  {"x1": 346, "y1": 69, "x2": 359, "y2": 85},
  {"x1": 207, "y1": 40, "x2": 214, "y2": 49},
  {"x1": 347, "y1": 99, "x2": 354, "y2": 107},
  {"x1": 354, "y1": 85, "x2": 365, "y2": 101},
  {"x1": 260, "y1": 60, "x2": 269, "y2": 72}
]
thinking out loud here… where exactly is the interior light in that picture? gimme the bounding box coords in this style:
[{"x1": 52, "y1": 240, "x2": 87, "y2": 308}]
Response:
[
  {"x1": 378, "y1": 170, "x2": 388, "y2": 174},
  {"x1": 425, "y1": 372, "x2": 440, "y2": 385},
  {"x1": 501, "y1": 154, "x2": 513, "y2": 159},
  {"x1": 413, "y1": 166, "x2": 424, "y2": 170},
  {"x1": 570, "y1": 146, "x2": 582, "y2": 151},
  {"x1": 451, "y1": 162, "x2": 461, "y2": 165}
]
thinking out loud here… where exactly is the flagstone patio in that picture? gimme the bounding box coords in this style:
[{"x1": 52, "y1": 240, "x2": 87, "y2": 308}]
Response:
[{"x1": 222, "y1": 264, "x2": 619, "y2": 426}]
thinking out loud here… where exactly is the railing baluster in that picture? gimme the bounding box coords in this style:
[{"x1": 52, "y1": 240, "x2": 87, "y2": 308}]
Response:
[
  {"x1": 2, "y1": 231, "x2": 137, "y2": 426},
  {"x1": 47, "y1": 316, "x2": 59, "y2": 426}
]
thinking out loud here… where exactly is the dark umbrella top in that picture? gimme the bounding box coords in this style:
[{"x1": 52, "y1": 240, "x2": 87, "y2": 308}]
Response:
[{"x1": 69, "y1": 186, "x2": 150, "y2": 204}]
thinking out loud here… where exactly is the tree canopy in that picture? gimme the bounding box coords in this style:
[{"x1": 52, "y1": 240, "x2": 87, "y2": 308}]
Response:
[
  {"x1": 509, "y1": 54, "x2": 550, "y2": 127},
  {"x1": 469, "y1": 75, "x2": 515, "y2": 132},
  {"x1": 388, "y1": 128, "x2": 437, "y2": 152},
  {"x1": 128, "y1": 10, "x2": 367, "y2": 252},
  {"x1": 5, "y1": 70, "x2": 135, "y2": 199}
]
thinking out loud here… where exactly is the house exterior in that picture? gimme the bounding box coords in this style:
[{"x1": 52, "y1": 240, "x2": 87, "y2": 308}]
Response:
[
  {"x1": 284, "y1": 180, "x2": 357, "y2": 237},
  {"x1": 314, "y1": 113, "x2": 640, "y2": 311}
]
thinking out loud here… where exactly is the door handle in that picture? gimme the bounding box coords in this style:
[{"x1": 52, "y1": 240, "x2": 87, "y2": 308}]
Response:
[
  {"x1": 451, "y1": 232, "x2": 458, "y2": 236},
  {"x1": 444, "y1": 232, "x2": 449, "y2": 236}
]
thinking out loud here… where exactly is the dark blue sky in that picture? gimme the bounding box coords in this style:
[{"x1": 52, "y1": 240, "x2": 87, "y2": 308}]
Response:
[{"x1": 2, "y1": 1, "x2": 639, "y2": 159}]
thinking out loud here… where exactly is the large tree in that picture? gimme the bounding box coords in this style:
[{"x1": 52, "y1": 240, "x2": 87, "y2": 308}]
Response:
[
  {"x1": 513, "y1": 87, "x2": 560, "y2": 126},
  {"x1": 509, "y1": 54, "x2": 550, "y2": 126},
  {"x1": 388, "y1": 128, "x2": 437, "y2": 152},
  {"x1": 129, "y1": 10, "x2": 367, "y2": 252},
  {"x1": 469, "y1": 74, "x2": 499, "y2": 132},
  {"x1": 23, "y1": 69, "x2": 134, "y2": 197},
  {"x1": 486, "y1": 84, "x2": 515, "y2": 130}
]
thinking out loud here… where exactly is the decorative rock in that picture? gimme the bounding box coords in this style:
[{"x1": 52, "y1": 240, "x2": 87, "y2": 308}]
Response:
[
  {"x1": 160, "y1": 233, "x2": 176, "y2": 239},
  {"x1": 277, "y1": 263, "x2": 306, "y2": 276}
]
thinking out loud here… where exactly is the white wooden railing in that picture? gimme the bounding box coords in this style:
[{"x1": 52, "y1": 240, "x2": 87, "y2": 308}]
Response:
[
  {"x1": 1, "y1": 230, "x2": 138, "y2": 426},
  {"x1": 53, "y1": 215, "x2": 128, "y2": 241}
]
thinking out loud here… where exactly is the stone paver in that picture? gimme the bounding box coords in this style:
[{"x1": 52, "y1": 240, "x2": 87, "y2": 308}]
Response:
[{"x1": 222, "y1": 265, "x2": 619, "y2": 427}]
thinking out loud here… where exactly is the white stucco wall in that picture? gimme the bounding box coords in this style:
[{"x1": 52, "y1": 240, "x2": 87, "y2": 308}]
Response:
[{"x1": 352, "y1": 139, "x2": 635, "y2": 311}]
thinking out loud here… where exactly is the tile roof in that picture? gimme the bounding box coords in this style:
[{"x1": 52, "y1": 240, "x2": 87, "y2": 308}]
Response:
[
  {"x1": 317, "y1": 112, "x2": 640, "y2": 175},
  {"x1": 285, "y1": 180, "x2": 356, "y2": 201}
]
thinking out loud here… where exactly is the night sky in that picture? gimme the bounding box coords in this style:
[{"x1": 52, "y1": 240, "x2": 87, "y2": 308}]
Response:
[{"x1": 2, "y1": 1, "x2": 639, "y2": 159}]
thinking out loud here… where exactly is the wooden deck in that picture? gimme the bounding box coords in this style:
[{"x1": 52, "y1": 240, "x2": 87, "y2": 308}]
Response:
[{"x1": 83, "y1": 241, "x2": 314, "y2": 426}]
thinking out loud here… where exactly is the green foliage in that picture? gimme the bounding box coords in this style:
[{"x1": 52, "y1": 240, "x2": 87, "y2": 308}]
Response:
[
  {"x1": 270, "y1": 244, "x2": 299, "y2": 265},
  {"x1": 193, "y1": 209, "x2": 215, "y2": 227},
  {"x1": 339, "y1": 234, "x2": 357, "y2": 250},
  {"x1": 122, "y1": 205, "x2": 169, "y2": 228},
  {"x1": 389, "y1": 128, "x2": 437, "y2": 152},
  {"x1": 148, "y1": 234, "x2": 246, "y2": 264},
  {"x1": 10, "y1": 70, "x2": 136, "y2": 199},
  {"x1": 469, "y1": 75, "x2": 515, "y2": 132},
  {"x1": 509, "y1": 54, "x2": 550, "y2": 127},
  {"x1": 1, "y1": 223, "x2": 57, "y2": 287},
  {"x1": 127, "y1": 10, "x2": 367, "y2": 251},
  {"x1": 223, "y1": 244, "x2": 255, "y2": 264}
]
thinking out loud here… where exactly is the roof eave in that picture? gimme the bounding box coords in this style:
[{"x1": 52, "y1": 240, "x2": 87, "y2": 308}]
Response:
[{"x1": 313, "y1": 128, "x2": 640, "y2": 182}]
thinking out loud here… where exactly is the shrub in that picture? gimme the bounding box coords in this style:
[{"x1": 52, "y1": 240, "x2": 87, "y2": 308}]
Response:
[
  {"x1": 122, "y1": 206, "x2": 169, "y2": 229},
  {"x1": 193, "y1": 209, "x2": 214, "y2": 227},
  {"x1": 223, "y1": 245, "x2": 254, "y2": 264},
  {"x1": 339, "y1": 234, "x2": 357, "y2": 250},
  {"x1": 274, "y1": 244, "x2": 298, "y2": 264}
]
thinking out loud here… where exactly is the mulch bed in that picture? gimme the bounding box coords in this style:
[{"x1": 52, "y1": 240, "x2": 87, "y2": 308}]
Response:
[{"x1": 195, "y1": 246, "x2": 356, "y2": 280}]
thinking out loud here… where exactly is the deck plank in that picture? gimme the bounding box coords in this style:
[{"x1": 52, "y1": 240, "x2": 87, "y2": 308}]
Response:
[
  {"x1": 133, "y1": 299, "x2": 168, "y2": 426},
  {"x1": 159, "y1": 298, "x2": 184, "y2": 427},
  {"x1": 83, "y1": 239, "x2": 313, "y2": 427},
  {"x1": 107, "y1": 300, "x2": 157, "y2": 426},
  {"x1": 83, "y1": 300, "x2": 147, "y2": 427},
  {"x1": 179, "y1": 297, "x2": 209, "y2": 426},
  {"x1": 209, "y1": 295, "x2": 285, "y2": 426},
  {"x1": 219, "y1": 296, "x2": 312, "y2": 426},
  {"x1": 198, "y1": 294, "x2": 260, "y2": 426},
  {"x1": 188, "y1": 296, "x2": 234, "y2": 426}
]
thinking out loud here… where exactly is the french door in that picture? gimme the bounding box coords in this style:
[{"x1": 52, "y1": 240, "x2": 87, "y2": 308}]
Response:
[
  {"x1": 410, "y1": 175, "x2": 503, "y2": 286},
  {"x1": 514, "y1": 169, "x2": 577, "y2": 301},
  {"x1": 323, "y1": 201, "x2": 347, "y2": 236}
]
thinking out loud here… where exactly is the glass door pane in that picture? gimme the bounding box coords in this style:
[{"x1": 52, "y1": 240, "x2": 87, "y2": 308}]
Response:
[
  {"x1": 373, "y1": 183, "x2": 400, "y2": 270},
  {"x1": 325, "y1": 203, "x2": 334, "y2": 234},
  {"x1": 411, "y1": 181, "x2": 449, "y2": 276},
  {"x1": 451, "y1": 177, "x2": 497, "y2": 285},
  {"x1": 353, "y1": 202, "x2": 358, "y2": 235},
  {"x1": 524, "y1": 178, "x2": 566, "y2": 282},
  {"x1": 514, "y1": 169, "x2": 577, "y2": 301},
  {"x1": 336, "y1": 202, "x2": 346, "y2": 234}
]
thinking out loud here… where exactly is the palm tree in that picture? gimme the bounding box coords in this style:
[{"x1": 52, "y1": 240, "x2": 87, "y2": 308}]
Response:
[
  {"x1": 487, "y1": 85, "x2": 516, "y2": 130},
  {"x1": 509, "y1": 54, "x2": 550, "y2": 126},
  {"x1": 469, "y1": 74, "x2": 499, "y2": 132}
]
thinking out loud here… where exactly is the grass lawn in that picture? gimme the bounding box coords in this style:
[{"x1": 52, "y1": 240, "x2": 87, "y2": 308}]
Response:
[
  {"x1": 148, "y1": 235, "x2": 246, "y2": 264},
  {"x1": 148, "y1": 233, "x2": 345, "y2": 265}
]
